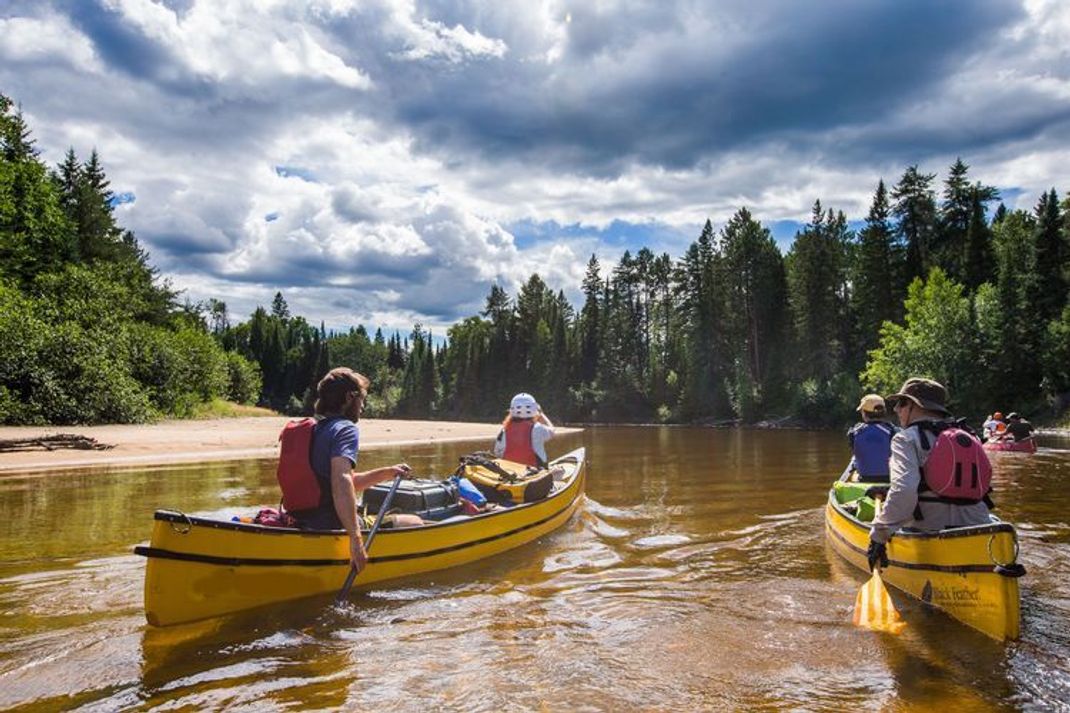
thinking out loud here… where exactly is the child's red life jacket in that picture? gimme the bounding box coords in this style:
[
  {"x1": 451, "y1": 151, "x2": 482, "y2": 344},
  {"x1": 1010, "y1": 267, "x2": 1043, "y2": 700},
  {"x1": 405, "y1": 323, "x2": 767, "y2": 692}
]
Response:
[
  {"x1": 914, "y1": 421, "x2": 993, "y2": 505},
  {"x1": 502, "y1": 419, "x2": 537, "y2": 467},
  {"x1": 277, "y1": 418, "x2": 322, "y2": 512}
]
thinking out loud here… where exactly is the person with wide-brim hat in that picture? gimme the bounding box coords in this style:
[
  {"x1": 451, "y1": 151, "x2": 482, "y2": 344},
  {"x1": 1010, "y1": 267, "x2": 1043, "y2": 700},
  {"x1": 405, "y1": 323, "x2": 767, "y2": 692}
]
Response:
[
  {"x1": 846, "y1": 394, "x2": 898, "y2": 482},
  {"x1": 865, "y1": 377, "x2": 992, "y2": 571}
]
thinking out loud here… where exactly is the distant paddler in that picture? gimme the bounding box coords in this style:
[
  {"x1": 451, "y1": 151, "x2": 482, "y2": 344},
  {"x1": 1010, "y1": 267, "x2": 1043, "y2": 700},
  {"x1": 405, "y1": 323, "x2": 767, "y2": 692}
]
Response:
[{"x1": 866, "y1": 378, "x2": 994, "y2": 570}]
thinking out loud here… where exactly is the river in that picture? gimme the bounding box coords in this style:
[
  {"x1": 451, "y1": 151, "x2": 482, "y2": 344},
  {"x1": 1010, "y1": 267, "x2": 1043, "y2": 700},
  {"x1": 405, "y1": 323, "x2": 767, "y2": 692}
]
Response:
[{"x1": 1, "y1": 427, "x2": 1068, "y2": 711}]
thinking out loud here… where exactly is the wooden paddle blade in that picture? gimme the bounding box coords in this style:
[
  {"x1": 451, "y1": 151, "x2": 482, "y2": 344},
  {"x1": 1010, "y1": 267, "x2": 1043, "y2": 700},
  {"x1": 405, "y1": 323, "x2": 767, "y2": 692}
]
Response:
[{"x1": 853, "y1": 570, "x2": 906, "y2": 634}]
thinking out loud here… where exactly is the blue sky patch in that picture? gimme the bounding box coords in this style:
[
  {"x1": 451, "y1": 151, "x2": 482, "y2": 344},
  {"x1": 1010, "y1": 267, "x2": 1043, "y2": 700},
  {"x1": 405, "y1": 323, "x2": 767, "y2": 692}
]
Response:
[
  {"x1": 274, "y1": 166, "x2": 317, "y2": 182},
  {"x1": 508, "y1": 218, "x2": 693, "y2": 255}
]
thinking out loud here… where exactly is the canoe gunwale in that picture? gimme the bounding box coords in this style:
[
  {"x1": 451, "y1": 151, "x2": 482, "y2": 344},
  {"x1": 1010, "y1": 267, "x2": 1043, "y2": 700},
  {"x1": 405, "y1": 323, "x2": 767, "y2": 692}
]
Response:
[
  {"x1": 134, "y1": 481, "x2": 584, "y2": 568},
  {"x1": 826, "y1": 491, "x2": 1021, "y2": 575},
  {"x1": 142, "y1": 450, "x2": 584, "y2": 539},
  {"x1": 827, "y1": 490, "x2": 1015, "y2": 541}
]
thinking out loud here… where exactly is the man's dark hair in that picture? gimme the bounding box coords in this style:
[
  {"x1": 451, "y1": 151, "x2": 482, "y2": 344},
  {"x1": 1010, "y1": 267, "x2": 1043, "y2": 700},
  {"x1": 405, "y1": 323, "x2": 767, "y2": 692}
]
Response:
[{"x1": 314, "y1": 368, "x2": 369, "y2": 415}]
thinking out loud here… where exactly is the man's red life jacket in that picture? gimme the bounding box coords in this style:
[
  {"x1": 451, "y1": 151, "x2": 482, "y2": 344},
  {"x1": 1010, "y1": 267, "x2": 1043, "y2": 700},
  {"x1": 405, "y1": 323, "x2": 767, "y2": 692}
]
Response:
[
  {"x1": 277, "y1": 418, "x2": 322, "y2": 512},
  {"x1": 914, "y1": 421, "x2": 993, "y2": 505},
  {"x1": 502, "y1": 419, "x2": 537, "y2": 467}
]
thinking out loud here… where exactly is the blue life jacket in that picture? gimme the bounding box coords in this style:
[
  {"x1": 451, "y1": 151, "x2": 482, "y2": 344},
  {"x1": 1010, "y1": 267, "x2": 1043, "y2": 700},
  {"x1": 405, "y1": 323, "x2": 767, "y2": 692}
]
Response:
[{"x1": 850, "y1": 422, "x2": 895, "y2": 480}]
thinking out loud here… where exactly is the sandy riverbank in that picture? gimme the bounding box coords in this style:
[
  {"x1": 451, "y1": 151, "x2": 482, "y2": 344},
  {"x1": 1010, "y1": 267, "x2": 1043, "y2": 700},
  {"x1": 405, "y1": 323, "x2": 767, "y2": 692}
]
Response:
[{"x1": 0, "y1": 417, "x2": 582, "y2": 474}]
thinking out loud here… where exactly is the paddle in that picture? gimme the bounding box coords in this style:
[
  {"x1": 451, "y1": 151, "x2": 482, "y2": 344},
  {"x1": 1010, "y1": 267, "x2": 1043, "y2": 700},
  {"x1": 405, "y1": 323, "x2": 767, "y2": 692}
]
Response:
[
  {"x1": 852, "y1": 499, "x2": 905, "y2": 634},
  {"x1": 336, "y1": 474, "x2": 403, "y2": 603}
]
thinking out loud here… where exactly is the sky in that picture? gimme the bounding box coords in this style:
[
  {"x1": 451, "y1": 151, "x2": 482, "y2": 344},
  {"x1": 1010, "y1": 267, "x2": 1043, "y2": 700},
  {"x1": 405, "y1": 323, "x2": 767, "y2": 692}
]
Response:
[{"x1": 2, "y1": 0, "x2": 1069, "y2": 334}]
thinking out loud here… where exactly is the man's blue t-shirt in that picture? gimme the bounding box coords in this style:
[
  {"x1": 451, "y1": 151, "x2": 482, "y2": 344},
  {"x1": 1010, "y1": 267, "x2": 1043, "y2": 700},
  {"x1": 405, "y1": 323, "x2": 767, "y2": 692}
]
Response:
[
  {"x1": 311, "y1": 417, "x2": 359, "y2": 483},
  {"x1": 295, "y1": 417, "x2": 359, "y2": 530}
]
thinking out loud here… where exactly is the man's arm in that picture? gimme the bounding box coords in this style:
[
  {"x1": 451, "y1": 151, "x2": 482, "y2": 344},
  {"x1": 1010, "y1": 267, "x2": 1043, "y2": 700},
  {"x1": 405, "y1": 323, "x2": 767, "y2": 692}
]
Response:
[
  {"x1": 351, "y1": 464, "x2": 409, "y2": 491},
  {"x1": 869, "y1": 433, "x2": 922, "y2": 544},
  {"x1": 330, "y1": 455, "x2": 367, "y2": 572}
]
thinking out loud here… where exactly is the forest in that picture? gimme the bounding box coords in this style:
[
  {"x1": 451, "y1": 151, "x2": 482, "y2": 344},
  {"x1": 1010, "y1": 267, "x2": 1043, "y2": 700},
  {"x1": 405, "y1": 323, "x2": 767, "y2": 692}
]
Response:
[{"x1": 3, "y1": 93, "x2": 1069, "y2": 427}]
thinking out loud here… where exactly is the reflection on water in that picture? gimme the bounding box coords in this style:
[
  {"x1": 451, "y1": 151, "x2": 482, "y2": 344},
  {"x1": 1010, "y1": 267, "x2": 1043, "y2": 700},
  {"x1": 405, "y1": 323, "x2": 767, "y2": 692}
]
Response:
[{"x1": 1, "y1": 427, "x2": 1068, "y2": 710}]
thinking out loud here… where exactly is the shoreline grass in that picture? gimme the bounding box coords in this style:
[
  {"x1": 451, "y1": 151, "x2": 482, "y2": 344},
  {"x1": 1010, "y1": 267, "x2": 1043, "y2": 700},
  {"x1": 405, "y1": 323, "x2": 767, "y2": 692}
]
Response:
[{"x1": 187, "y1": 399, "x2": 278, "y2": 420}]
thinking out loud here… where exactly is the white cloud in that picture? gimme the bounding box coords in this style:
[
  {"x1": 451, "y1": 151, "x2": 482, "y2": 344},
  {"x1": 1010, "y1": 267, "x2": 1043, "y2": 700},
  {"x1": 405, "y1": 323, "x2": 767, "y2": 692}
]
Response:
[
  {"x1": 2, "y1": 0, "x2": 1069, "y2": 334},
  {"x1": 98, "y1": 0, "x2": 373, "y2": 89},
  {"x1": 0, "y1": 14, "x2": 101, "y2": 71}
]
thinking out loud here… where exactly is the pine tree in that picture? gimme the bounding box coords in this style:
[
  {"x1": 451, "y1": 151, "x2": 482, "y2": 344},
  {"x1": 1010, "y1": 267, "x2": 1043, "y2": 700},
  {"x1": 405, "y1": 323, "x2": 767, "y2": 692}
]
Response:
[
  {"x1": 720, "y1": 207, "x2": 788, "y2": 418},
  {"x1": 1033, "y1": 189, "x2": 1067, "y2": 323},
  {"x1": 961, "y1": 186, "x2": 996, "y2": 290},
  {"x1": 675, "y1": 218, "x2": 727, "y2": 419},
  {"x1": 892, "y1": 165, "x2": 938, "y2": 285},
  {"x1": 787, "y1": 201, "x2": 848, "y2": 381},
  {"x1": 271, "y1": 291, "x2": 290, "y2": 321},
  {"x1": 936, "y1": 158, "x2": 972, "y2": 279},
  {"x1": 75, "y1": 149, "x2": 122, "y2": 262},
  {"x1": 55, "y1": 148, "x2": 81, "y2": 220},
  {"x1": 0, "y1": 95, "x2": 77, "y2": 281},
  {"x1": 0, "y1": 98, "x2": 36, "y2": 161},
  {"x1": 578, "y1": 254, "x2": 602, "y2": 384},
  {"x1": 853, "y1": 180, "x2": 902, "y2": 354}
]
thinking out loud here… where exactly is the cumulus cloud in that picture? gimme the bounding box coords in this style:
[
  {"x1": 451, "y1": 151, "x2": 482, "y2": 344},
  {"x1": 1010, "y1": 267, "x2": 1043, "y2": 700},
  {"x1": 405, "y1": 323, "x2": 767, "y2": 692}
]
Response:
[{"x1": 1, "y1": 0, "x2": 1068, "y2": 332}]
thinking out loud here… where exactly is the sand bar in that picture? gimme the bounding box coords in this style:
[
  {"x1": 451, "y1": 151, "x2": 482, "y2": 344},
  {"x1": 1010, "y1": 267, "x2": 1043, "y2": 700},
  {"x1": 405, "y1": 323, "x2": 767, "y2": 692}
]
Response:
[{"x1": 0, "y1": 417, "x2": 582, "y2": 474}]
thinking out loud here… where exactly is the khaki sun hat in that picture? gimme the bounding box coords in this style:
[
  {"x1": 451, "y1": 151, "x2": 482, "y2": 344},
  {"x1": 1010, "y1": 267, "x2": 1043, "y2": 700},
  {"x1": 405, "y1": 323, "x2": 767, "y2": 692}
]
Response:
[
  {"x1": 886, "y1": 377, "x2": 950, "y2": 416},
  {"x1": 856, "y1": 394, "x2": 887, "y2": 414}
]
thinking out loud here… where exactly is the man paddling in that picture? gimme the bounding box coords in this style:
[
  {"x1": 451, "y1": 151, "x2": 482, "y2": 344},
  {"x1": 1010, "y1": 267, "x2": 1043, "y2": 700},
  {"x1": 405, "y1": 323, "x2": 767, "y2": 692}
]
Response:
[
  {"x1": 289, "y1": 368, "x2": 420, "y2": 574},
  {"x1": 866, "y1": 378, "x2": 993, "y2": 570}
]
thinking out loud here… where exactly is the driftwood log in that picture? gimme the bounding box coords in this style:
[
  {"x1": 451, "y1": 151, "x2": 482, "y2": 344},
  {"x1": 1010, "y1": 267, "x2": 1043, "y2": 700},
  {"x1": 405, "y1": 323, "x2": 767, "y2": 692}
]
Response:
[{"x1": 0, "y1": 434, "x2": 115, "y2": 452}]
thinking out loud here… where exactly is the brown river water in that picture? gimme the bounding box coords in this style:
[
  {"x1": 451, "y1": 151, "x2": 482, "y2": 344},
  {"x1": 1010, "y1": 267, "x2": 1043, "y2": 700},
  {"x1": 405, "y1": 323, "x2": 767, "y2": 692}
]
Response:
[{"x1": 1, "y1": 427, "x2": 1068, "y2": 711}]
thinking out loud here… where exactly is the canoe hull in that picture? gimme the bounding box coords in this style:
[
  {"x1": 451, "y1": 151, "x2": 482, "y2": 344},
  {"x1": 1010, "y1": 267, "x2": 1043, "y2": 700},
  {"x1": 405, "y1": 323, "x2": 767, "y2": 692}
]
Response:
[
  {"x1": 982, "y1": 439, "x2": 1037, "y2": 453},
  {"x1": 825, "y1": 493, "x2": 1022, "y2": 641},
  {"x1": 137, "y1": 448, "x2": 586, "y2": 627}
]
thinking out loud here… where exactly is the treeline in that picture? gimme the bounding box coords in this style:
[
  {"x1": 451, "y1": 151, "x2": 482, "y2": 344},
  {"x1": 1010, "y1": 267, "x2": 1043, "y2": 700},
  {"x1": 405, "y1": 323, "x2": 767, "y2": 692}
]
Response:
[
  {"x1": 0, "y1": 95, "x2": 260, "y2": 424},
  {"x1": 230, "y1": 158, "x2": 1069, "y2": 426},
  {"x1": 431, "y1": 161, "x2": 1066, "y2": 424},
  {"x1": 4, "y1": 91, "x2": 1069, "y2": 427}
]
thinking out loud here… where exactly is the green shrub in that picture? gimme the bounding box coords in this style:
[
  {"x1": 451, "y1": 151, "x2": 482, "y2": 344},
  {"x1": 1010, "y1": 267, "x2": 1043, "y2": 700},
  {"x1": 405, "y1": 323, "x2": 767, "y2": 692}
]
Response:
[
  {"x1": 790, "y1": 373, "x2": 859, "y2": 427},
  {"x1": 168, "y1": 326, "x2": 228, "y2": 402},
  {"x1": 225, "y1": 352, "x2": 262, "y2": 405},
  {"x1": 30, "y1": 321, "x2": 154, "y2": 424}
]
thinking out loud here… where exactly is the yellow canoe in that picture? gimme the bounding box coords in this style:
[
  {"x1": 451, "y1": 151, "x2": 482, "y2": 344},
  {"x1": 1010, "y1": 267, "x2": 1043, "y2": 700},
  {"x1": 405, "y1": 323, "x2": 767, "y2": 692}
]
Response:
[
  {"x1": 135, "y1": 448, "x2": 586, "y2": 627},
  {"x1": 825, "y1": 482, "x2": 1024, "y2": 641}
]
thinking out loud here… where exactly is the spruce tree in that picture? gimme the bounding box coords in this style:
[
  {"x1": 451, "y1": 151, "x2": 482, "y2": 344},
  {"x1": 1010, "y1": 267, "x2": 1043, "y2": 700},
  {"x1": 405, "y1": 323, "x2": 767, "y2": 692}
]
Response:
[
  {"x1": 271, "y1": 291, "x2": 290, "y2": 321},
  {"x1": 787, "y1": 201, "x2": 847, "y2": 382},
  {"x1": 1033, "y1": 189, "x2": 1067, "y2": 323},
  {"x1": 578, "y1": 254, "x2": 602, "y2": 384},
  {"x1": 961, "y1": 186, "x2": 996, "y2": 290},
  {"x1": 892, "y1": 165, "x2": 938, "y2": 285},
  {"x1": 719, "y1": 207, "x2": 788, "y2": 418},
  {"x1": 76, "y1": 149, "x2": 122, "y2": 262},
  {"x1": 853, "y1": 180, "x2": 901, "y2": 353}
]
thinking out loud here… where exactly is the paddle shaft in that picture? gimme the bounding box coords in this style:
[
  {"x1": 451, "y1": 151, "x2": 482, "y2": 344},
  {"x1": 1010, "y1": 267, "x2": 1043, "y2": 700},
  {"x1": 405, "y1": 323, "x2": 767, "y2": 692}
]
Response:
[{"x1": 336, "y1": 474, "x2": 403, "y2": 603}]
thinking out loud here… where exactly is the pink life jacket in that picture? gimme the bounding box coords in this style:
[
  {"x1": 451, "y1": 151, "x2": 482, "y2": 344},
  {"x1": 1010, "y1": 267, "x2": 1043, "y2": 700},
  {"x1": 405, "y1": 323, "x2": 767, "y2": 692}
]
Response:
[
  {"x1": 276, "y1": 418, "x2": 322, "y2": 512},
  {"x1": 914, "y1": 421, "x2": 993, "y2": 505},
  {"x1": 502, "y1": 419, "x2": 538, "y2": 467}
]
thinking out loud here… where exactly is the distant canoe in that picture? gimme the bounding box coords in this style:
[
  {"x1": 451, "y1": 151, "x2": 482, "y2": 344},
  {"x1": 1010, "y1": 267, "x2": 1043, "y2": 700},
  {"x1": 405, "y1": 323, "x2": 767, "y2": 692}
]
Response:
[
  {"x1": 135, "y1": 448, "x2": 586, "y2": 627},
  {"x1": 983, "y1": 438, "x2": 1037, "y2": 454}
]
